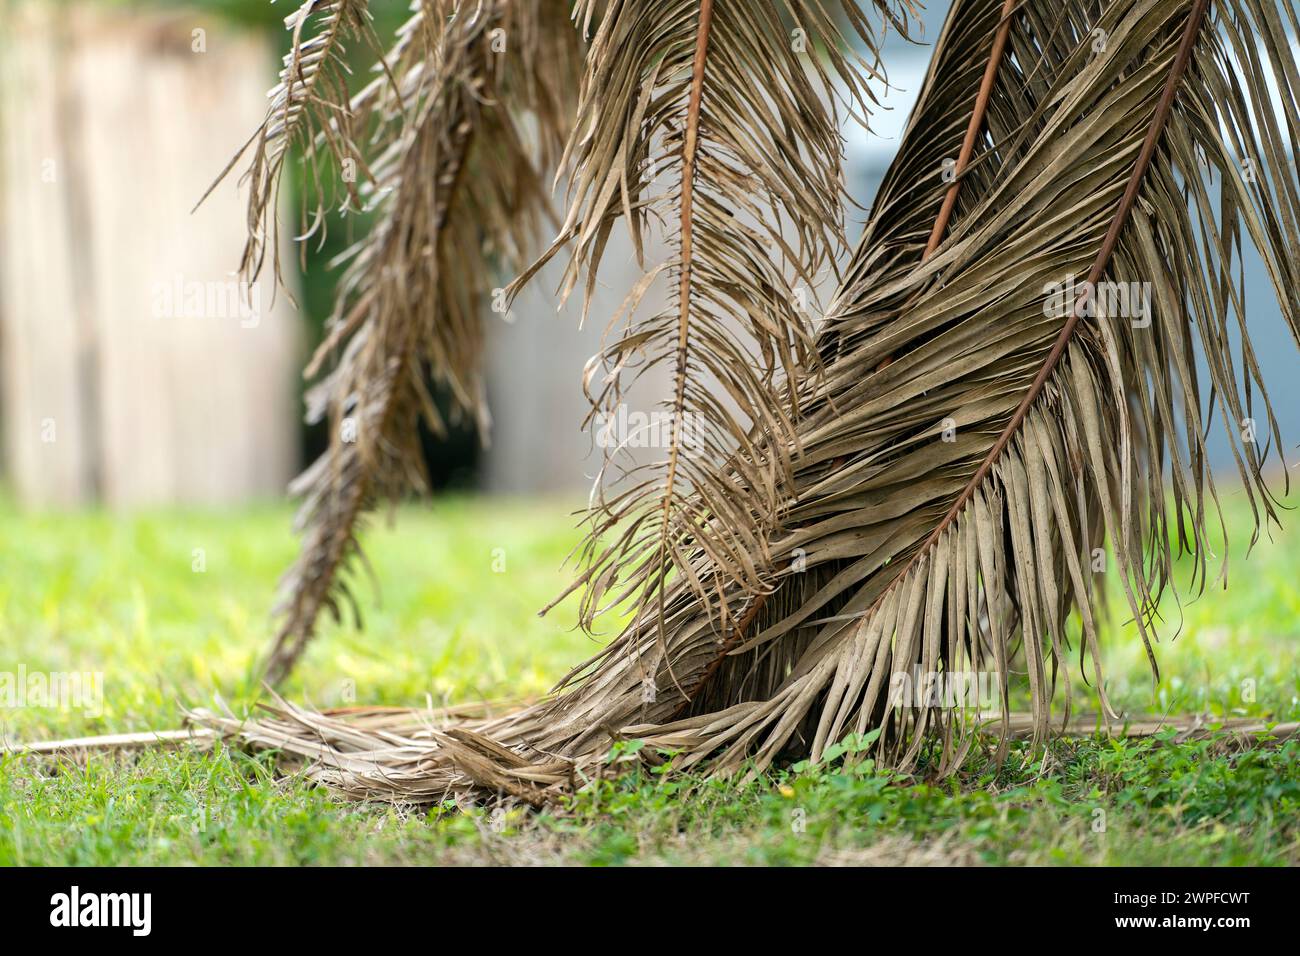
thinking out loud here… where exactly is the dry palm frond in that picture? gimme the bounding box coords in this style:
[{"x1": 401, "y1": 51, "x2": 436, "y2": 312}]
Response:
[
  {"x1": 515, "y1": 0, "x2": 915, "y2": 646},
  {"x1": 592, "y1": 0, "x2": 1300, "y2": 774},
  {"x1": 210, "y1": 0, "x2": 581, "y2": 682},
  {"x1": 198, "y1": 0, "x2": 1300, "y2": 801},
  {"x1": 198, "y1": 0, "x2": 379, "y2": 286}
]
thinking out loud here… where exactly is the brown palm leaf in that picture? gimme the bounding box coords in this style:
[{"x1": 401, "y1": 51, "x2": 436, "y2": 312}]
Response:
[
  {"x1": 583, "y1": 0, "x2": 1300, "y2": 776},
  {"x1": 510, "y1": 0, "x2": 917, "y2": 670},
  {"x1": 197, "y1": 0, "x2": 379, "y2": 286},
  {"x1": 197, "y1": 0, "x2": 1300, "y2": 802},
  {"x1": 206, "y1": 0, "x2": 581, "y2": 682}
]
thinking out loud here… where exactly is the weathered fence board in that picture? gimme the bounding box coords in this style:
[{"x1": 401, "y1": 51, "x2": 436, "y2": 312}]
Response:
[{"x1": 0, "y1": 3, "x2": 300, "y2": 507}]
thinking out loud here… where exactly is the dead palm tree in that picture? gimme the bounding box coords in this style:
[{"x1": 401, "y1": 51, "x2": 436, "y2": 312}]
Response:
[{"x1": 198, "y1": 0, "x2": 1300, "y2": 804}]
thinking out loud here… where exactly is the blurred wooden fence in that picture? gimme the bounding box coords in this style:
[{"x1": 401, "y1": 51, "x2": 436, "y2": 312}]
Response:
[{"x1": 0, "y1": 2, "x2": 299, "y2": 507}]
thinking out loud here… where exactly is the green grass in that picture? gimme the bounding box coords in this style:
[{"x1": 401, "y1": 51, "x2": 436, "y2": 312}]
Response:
[{"x1": 1, "y1": 489, "x2": 1298, "y2": 865}]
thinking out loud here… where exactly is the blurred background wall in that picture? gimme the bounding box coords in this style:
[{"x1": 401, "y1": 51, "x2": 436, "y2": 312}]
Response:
[
  {"x1": 0, "y1": 0, "x2": 300, "y2": 507},
  {"x1": 0, "y1": 0, "x2": 1294, "y2": 510}
]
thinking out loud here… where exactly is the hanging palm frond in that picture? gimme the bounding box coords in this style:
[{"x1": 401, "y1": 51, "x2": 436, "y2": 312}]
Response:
[
  {"x1": 269, "y1": 0, "x2": 582, "y2": 682},
  {"x1": 196, "y1": 0, "x2": 1300, "y2": 804},
  {"x1": 514, "y1": 0, "x2": 915, "y2": 648},
  {"x1": 205, "y1": 0, "x2": 581, "y2": 682},
  {"x1": 197, "y1": 0, "x2": 379, "y2": 287},
  {"x1": 595, "y1": 0, "x2": 1300, "y2": 775}
]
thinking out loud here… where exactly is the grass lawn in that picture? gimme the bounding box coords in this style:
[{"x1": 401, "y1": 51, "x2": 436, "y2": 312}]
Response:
[{"x1": 1, "y1": 487, "x2": 1298, "y2": 866}]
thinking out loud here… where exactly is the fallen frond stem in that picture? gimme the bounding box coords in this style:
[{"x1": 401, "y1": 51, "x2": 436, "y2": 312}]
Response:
[{"x1": 3, "y1": 728, "x2": 217, "y2": 756}]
